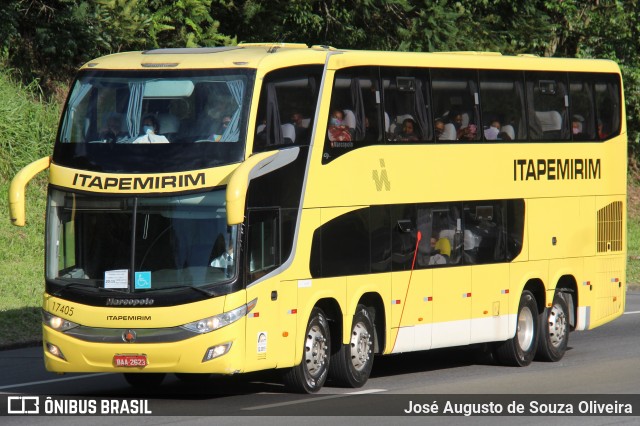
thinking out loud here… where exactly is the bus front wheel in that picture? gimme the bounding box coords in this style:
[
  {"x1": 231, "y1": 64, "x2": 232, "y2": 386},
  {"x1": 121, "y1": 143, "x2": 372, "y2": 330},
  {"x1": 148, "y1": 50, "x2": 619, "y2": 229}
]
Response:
[
  {"x1": 329, "y1": 304, "x2": 375, "y2": 388},
  {"x1": 535, "y1": 293, "x2": 570, "y2": 362},
  {"x1": 282, "y1": 307, "x2": 331, "y2": 393},
  {"x1": 495, "y1": 290, "x2": 538, "y2": 367}
]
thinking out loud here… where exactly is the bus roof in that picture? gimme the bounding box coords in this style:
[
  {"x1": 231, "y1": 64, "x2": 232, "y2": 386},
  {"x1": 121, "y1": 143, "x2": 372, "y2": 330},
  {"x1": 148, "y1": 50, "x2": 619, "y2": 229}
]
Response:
[{"x1": 80, "y1": 44, "x2": 621, "y2": 75}]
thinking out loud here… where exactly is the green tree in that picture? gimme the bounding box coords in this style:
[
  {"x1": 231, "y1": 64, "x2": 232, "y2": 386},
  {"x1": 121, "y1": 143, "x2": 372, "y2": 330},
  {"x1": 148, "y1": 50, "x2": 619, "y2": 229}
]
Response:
[{"x1": 213, "y1": 0, "x2": 411, "y2": 50}]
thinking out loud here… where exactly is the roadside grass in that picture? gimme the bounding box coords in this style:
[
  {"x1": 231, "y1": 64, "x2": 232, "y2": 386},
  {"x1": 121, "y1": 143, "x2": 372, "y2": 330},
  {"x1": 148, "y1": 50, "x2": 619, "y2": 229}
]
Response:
[
  {"x1": 628, "y1": 219, "x2": 640, "y2": 289},
  {"x1": 628, "y1": 168, "x2": 640, "y2": 290},
  {"x1": 0, "y1": 64, "x2": 58, "y2": 348}
]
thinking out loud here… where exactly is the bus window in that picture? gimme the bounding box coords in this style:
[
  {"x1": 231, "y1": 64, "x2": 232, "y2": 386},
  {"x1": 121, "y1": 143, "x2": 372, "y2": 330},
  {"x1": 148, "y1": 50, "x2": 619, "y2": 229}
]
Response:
[
  {"x1": 463, "y1": 200, "x2": 508, "y2": 264},
  {"x1": 247, "y1": 209, "x2": 280, "y2": 283},
  {"x1": 526, "y1": 72, "x2": 570, "y2": 141},
  {"x1": 479, "y1": 71, "x2": 526, "y2": 141},
  {"x1": 431, "y1": 69, "x2": 480, "y2": 142},
  {"x1": 382, "y1": 67, "x2": 432, "y2": 143},
  {"x1": 569, "y1": 75, "x2": 596, "y2": 141},
  {"x1": 59, "y1": 71, "x2": 252, "y2": 145},
  {"x1": 322, "y1": 67, "x2": 379, "y2": 163},
  {"x1": 594, "y1": 74, "x2": 621, "y2": 140},
  {"x1": 254, "y1": 65, "x2": 323, "y2": 152},
  {"x1": 309, "y1": 208, "x2": 371, "y2": 278}
]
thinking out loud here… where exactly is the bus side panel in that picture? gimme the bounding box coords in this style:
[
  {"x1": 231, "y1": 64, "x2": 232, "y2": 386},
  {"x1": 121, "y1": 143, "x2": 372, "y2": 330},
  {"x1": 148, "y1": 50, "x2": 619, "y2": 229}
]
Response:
[
  {"x1": 527, "y1": 197, "x2": 594, "y2": 261},
  {"x1": 275, "y1": 279, "x2": 300, "y2": 367},
  {"x1": 588, "y1": 195, "x2": 626, "y2": 328},
  {"x1": 431, "y1": 267, "x2": 472, "y2": 349},
  {"x1": 470, "y1": 264, "x2": 511, "y2": 344},
  {"x1": 589, "y1": 256, "x2": 625, "y2": 329},
  {"x1": 390, "y1": 270, "x2": 433, "y2": 353},
  {"x1": 245, "y1": 280, "x2": 279, "y2": 371}
]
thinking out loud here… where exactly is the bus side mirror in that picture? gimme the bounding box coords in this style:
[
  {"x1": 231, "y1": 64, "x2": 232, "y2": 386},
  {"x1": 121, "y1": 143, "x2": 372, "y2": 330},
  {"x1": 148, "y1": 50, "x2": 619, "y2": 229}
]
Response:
[
  {"x1": 9, "y1": 156, "x2": 51, "y2": 227},
  {"x1": 226, "y1": 148, "x2": 300, "y2": 225},
  {"x1": 226, "y1": 151, "x2": 280, "y2": 225}
]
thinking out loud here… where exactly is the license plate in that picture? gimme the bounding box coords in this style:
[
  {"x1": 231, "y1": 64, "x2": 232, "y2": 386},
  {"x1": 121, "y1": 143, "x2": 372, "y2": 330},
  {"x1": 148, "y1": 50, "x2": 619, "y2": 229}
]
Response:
[{"x1": 113, "y1": 354, "x2": 147, "y2": 368}]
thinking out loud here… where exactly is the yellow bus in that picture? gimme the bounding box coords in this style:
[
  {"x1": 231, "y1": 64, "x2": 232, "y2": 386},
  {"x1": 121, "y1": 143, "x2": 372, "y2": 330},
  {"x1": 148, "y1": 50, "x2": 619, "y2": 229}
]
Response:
[{"x1": 10, "y1": 44, "x2": 626, "y2": 393}]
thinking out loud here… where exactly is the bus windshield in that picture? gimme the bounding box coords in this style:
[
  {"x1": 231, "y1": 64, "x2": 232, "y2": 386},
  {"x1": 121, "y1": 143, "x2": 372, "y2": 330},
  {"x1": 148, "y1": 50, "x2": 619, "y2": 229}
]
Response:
[
  {"x1": 46, "y1": 188, "x2": 238, "y2": 294},
  {"x1": 53, "y1": 69, "x2": 254, "y2": 173}
]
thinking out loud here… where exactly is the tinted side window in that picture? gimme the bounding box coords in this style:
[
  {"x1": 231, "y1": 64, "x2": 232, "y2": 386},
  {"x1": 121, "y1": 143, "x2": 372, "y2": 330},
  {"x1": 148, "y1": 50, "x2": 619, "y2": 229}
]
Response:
[
  {"x1": 310, "y1": 208, "x2": 370, "y2": 278},
  {"x1": 463, "y1": 200, "x2": 507, "y2": 264},
  {"x1": 526, "y1": 72, "x2": 570, "y2": 141},
  {"x1": 432, "y1": 69, "x2": 480, "y2": 141},
  {"x1": 322, "y1": 67, "x2": 380, "y2": 164},
  {"x1": 254, "y1": 65, "x2": 323, "y2": 152},
  {"x1": 247, "y1": 209, "x2": 280, "y2": 283},
  {"x1": 382, "y1": 67, "x2": 432, "y2": 143},
  {"x1": 371, "y1": 205, "x2": 391, "y2": 273},
  {"x1": 506, "y1": 199, "x2": 525, "y2": 261},
  {"x1": 569, "y1": 74, "x2": 597, "y2": 141},
  {"x1": 479, "y1": 71, "x2": 526, "y2": 141},
  {"x1": 594, "y1": 74, "x2": 622, "y2": 140}
]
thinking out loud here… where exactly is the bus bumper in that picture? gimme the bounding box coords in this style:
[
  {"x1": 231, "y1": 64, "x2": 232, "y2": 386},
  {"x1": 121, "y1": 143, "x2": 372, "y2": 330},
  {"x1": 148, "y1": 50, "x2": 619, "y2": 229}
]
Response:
[{"x1": 42, "y1": 322, "x2": 246, "y2": 374}]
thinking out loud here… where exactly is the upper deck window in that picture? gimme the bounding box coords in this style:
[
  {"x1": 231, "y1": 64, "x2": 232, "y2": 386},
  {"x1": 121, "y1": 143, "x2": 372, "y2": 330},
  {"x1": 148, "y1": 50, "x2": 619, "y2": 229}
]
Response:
[{"x1": 54, "y1": 69, "x2": 255, "y2": 173}]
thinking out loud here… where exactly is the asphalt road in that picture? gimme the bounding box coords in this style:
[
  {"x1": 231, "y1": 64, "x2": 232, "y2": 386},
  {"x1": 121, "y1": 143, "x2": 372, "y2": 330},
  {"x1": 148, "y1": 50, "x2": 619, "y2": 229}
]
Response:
[{"x1": 1, "y1": 292, "x2": 639, "y2": 426}]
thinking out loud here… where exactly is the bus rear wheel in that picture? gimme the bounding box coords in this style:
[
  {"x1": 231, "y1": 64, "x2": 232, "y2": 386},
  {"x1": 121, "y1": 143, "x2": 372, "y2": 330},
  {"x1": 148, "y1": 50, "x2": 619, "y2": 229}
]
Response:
[
  {"x1": 282, "y1": 307, "x2": 330, "y2": 393},
  {"x1": 329, "y1": 304, "x2": 375, "y2": 388},
  {"x1": 495, "y1": 290, "x2": 538, "y2": 367},
  {"x1": 123, "y1": 373, "x2": 166, "y2": 388},
  {"x1": 535, "y1": 293, "x2": 570, "y2": 362}
]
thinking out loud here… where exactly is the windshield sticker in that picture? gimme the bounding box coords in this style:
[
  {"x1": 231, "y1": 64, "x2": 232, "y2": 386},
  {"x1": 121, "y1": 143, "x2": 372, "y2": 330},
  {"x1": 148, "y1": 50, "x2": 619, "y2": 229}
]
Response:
[
  {"x1": 135, "y1": 271, "x2": 151, "y2": 289},
  {"x1": 104, "y1": 269, "x2": 128, "y2": 289},
  {"x1": 257, "y1": 332, "x2": 267, "y2": 354}
]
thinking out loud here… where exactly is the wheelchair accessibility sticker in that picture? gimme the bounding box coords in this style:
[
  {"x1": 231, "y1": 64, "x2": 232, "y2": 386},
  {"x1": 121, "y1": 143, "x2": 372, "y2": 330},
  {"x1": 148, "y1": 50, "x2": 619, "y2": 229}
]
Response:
[{"x1": 135, "y1": 271, "x2": 151, "y2": 289}]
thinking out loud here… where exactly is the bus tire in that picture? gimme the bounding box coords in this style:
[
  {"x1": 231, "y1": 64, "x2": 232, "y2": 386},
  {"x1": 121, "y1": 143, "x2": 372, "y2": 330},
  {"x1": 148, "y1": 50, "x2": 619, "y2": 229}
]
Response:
[
  {"x1": 495, "y1": 290, "x2": 538, "y2": 367},
  {"x1": 535, "y1": 293, "x2": 570, "y2": 362},
  {"x1": 123, "y1": 373, "x2": 166, "y2": 388},
  {"x1": 329, "y1": 304, "x2": 375, "y2": 388},
  {"x1": 282, "y1": 307, "x2": 330, "y2": 393}
]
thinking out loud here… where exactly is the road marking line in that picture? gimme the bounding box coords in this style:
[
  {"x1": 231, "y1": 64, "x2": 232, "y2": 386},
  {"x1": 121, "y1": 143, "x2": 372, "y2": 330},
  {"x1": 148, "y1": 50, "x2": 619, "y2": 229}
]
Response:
[
  {"x1": 0, "y1": 373, "x2": 111, "y2": 391},
  {"x1": 623, "y1": 310, "x2": 640, "y2": 315},
  {"x1": 243, "y1": 388, "x2": 386, "y2": 411}
]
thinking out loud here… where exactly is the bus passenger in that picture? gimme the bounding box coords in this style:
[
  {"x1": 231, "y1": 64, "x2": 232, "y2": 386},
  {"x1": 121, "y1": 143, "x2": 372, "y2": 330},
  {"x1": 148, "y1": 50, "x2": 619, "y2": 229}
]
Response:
[
  {"x1": 458, "y1": 123, "x2": 477, "y2": 141},
  {"x1": 429, "y1": 233, "x2": 450, "y2": 265},
  {"x1": 133, "y1": 115, "x2": 169, "y2": 144},
  {"x1": 484, "y1": 120, "x2": 501, "y2": 140},
  {"x1": 597, "y1": 119, "x2": 608, "y2": 139},
  {"x1": 397, "y1": 118, "x2": 420, "y2": 142},
  {"x1": 327, "y1": 109, "x2": 351, "y2": 144},
  {"x1": 434, "y1": 119, "x2": 445, "y2": 140},
  {"x1": 99, "y1": 113, "x2": 127, "y2": 143}
]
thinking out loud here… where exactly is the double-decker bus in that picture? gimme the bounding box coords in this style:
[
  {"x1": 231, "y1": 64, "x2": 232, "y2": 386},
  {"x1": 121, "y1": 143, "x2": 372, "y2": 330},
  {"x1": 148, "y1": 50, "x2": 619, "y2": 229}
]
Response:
[{"x1": 9, "y1": 44, "x2": 626, "y2": 393}]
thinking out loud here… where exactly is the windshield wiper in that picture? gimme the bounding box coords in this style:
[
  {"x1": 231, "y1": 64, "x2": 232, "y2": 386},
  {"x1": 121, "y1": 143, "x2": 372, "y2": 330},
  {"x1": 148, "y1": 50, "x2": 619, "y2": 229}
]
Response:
[
  {"x1": 52, "y1": 282, "x2": 128, "y2": 297},
  {"x1": 138, "y1": 285, "x2": 215, "y2": 297}
]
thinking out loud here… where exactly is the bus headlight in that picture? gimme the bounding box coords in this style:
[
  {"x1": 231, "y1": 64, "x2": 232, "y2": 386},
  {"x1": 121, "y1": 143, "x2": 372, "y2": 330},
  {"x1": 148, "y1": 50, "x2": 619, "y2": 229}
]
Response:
[
  {"x1": 42, "y1": 310, "x2": 79, "y2": 332},
  {"x1": 182, "y1": 298, "x2": 257, "y2": 334}
]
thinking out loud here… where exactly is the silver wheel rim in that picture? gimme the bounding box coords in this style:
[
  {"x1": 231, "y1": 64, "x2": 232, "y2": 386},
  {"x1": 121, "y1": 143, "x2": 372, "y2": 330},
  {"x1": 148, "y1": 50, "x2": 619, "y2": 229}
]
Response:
[
  {"x1": 349, "y1": 321, "x2": 372, "y2": 372},
  {"x1": 517, "y1": 305, "x2": 535, "y2": 351},
  {"x1": 304, "y1": 323, "x2": 328, "y2": 378},
  {"x1": 547, "y1": 303, "x2": 567, "y2": 348}
]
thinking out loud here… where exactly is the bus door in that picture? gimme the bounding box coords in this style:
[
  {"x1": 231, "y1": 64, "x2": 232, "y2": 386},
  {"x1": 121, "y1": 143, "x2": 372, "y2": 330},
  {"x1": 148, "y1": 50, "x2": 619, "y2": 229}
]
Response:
[{"x1": 244, "y1": 208, "x2": 282, "y2": 370}]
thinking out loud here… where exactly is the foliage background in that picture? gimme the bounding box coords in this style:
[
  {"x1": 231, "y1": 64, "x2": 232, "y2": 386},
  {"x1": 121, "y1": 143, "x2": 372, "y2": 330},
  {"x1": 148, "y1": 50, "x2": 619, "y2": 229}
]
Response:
[
  {"x1": 0, "y1": 0, "x2": 638, "y2": 347},
  {"x1": 1, "y1": 0, "x2": 638, "y2": 169}
]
